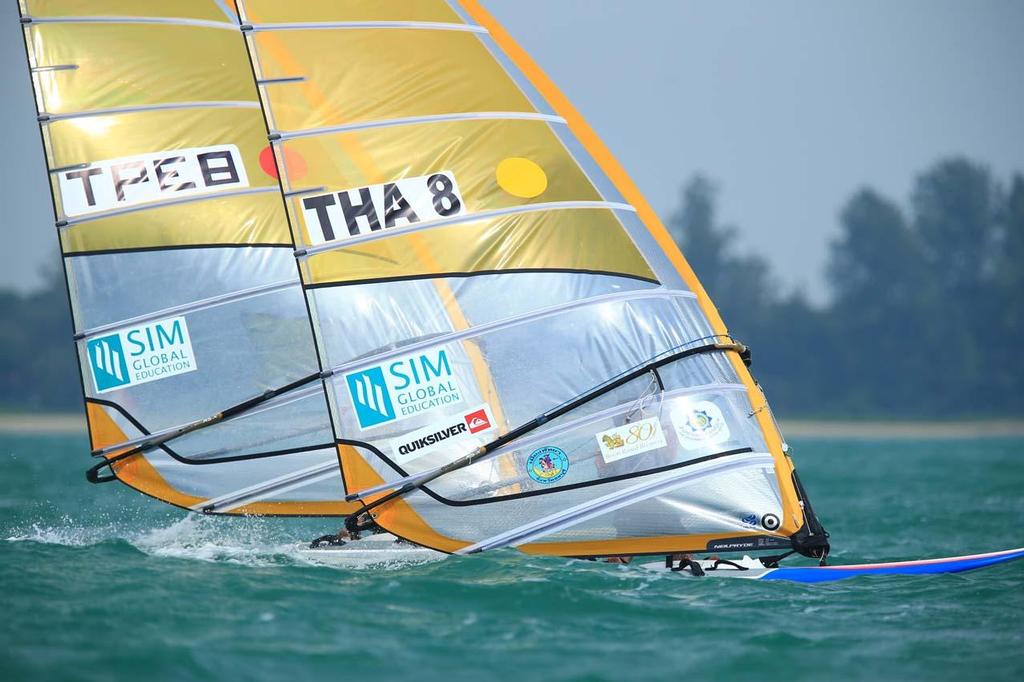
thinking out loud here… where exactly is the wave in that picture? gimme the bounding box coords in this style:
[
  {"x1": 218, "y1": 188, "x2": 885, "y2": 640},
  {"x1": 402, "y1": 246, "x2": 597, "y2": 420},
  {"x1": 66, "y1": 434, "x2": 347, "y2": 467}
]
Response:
[{"x1": 4, "y1": 513, "x2": 333, "y2": 567}]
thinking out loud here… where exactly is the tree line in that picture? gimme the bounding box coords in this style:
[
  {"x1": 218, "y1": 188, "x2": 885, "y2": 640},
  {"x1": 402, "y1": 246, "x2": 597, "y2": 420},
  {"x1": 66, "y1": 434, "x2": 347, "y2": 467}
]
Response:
[
  {"x1": 0, "y1": 156, "x2": 1020, "y2": 418},
  {"x1": 670, "y1": 157, "x2": 1023, "y2": 418}
]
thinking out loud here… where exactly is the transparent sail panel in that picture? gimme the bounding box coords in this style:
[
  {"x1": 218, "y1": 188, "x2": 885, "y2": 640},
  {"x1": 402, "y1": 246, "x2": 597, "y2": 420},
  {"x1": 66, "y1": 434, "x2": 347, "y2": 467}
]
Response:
[{"x1": 18, "y1": 2, "x2": 354, "y2": 514}]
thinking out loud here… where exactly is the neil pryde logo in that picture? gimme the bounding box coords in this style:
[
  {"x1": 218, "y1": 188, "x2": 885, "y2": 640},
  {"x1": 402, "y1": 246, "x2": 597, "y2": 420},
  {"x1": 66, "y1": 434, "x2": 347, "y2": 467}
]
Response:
[
  {"x1": 345, "y1": 348, "x2": 463, "y2": 430},
  {"x1": 86, "y1": 316, "x2": 197, "y2": 394}
]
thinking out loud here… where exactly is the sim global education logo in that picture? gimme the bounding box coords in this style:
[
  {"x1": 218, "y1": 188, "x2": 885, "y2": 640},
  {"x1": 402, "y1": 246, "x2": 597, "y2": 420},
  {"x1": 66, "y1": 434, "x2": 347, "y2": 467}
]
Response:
[
  {"x1": 88, "y1": 334, "x2": 131, "y2": 392},
  {"x1": 345, "y1": 348, "x2": 463, "y2": 430},
  {"x1": 86, "y1": 316, "x2": 197, "y2": 394}
]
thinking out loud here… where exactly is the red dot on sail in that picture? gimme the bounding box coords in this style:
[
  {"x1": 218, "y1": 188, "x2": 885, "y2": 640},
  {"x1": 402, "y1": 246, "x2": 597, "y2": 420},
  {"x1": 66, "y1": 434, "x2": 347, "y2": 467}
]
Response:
[{"x1": 258, "y1": 146, "x2": 307, "y2": 181}]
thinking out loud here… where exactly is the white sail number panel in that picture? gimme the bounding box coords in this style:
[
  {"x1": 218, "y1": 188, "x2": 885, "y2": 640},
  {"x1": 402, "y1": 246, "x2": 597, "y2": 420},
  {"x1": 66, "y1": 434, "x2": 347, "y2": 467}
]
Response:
[
  {"x1": 57, "y1": 145, "x2": 249, "y2": 217},
  {"x1": 300, "y1": 171, "x2": 465, "y2": 245}
]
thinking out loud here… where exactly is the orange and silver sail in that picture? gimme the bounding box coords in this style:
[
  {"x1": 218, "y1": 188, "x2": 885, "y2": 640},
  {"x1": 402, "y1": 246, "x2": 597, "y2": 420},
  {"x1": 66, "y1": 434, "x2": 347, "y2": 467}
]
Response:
[
  {"x1": 17, "y1": 0, "x2": 355, "y2": 515},
  {"x1": 18, "y1": 0, "x2": 828, "y2": 559}
]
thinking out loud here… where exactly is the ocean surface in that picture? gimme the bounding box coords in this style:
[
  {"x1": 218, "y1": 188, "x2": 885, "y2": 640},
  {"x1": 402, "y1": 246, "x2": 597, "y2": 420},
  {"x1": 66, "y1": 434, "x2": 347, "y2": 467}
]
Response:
[{"x1": 2, "y1": 433, "x2": 1022, "y2": 681}]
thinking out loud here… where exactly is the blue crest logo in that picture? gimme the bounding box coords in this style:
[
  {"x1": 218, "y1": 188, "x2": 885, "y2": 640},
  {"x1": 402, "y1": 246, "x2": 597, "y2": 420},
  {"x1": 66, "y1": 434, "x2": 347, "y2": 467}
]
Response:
[
  {"x1": 87, "y1": 333, "x2": 130, "y2": 392},
  {"x1": 527, "y1": 446, "x2": 569, "y2": 484},
  {"x1": 680, "y1": 409, "x2": 715, "y2": 436},
  {"x1": 740, "y1": 513, "x2": 758, "y2": 527},
  {"x1": 346, "y1": 366, "x2": 395, "y2": 428}
]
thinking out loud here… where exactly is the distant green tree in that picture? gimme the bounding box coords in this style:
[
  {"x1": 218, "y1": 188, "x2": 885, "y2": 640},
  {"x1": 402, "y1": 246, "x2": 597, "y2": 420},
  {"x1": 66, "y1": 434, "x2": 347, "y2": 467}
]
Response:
[
  {"x1": 910, "y1": 159, "x2": 1003, "y2": 411},
  {"x1": 668, "y1": 175, "x2": 831, "y2": 417},
  {"x1": 912, "y1": 158, "x2": 999, "y2": 298},
  {"x1": 826, "y1": 189, "x2": 941, "y2": 415},
  {"x1": 992, "y1": 174, "x2": 1024, "y2": 412},
  {"x1": 668, "y1": 175, "x2": 778, "y2": 339},
  {"x1": 0, "y1": 263, "x2": 79, "y2": 412},
  {"x1": 670, "y1": 160, "x2": 1023, "y2": 419}
]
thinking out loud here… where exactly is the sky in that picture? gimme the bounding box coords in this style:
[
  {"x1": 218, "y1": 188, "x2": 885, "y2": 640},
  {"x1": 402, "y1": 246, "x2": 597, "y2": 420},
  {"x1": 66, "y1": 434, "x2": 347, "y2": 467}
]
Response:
[{"x1": 2, "y1": 0, "x2": 1022, "y2": 301}]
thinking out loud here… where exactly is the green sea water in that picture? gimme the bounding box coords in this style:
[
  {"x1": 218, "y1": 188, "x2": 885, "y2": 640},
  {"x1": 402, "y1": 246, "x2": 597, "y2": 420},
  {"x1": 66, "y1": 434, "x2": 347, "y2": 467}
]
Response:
[{"x1": 1, "y1": 433, "x2": 1022, "y2": 682}]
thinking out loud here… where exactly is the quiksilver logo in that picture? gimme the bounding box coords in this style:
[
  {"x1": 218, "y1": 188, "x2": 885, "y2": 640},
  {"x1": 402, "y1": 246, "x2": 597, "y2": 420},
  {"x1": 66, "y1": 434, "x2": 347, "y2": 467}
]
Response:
[
  {"x1": 397, "y1": 423, "x2": 467, "y2": 456},
  {"x1": 390, "y1": 404, "x2": 496, "y2": 465},
  {"x1": 464, "y1": 408, "x2": 491, "y2": 434}
]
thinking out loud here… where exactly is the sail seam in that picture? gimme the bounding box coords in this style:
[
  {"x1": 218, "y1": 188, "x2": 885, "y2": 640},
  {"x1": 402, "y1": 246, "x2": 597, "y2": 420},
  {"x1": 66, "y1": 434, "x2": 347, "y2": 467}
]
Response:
[
  {"x1": 246, "y1": 21, "x2": 487, "y2": 33},
  {"x1": 38, "y1": 101, "x2": 261, "y2": 123},
  {"x1": 74, "y1": 279, "x2": 297, "y2": 340},
  {"x1": 273, "y1": 111, "x2": 565, "y2": 141},
  {"x1": 21, "y1": 16, "x2": 239, "y2": 30},
  {"x1": 323, "y1": 288, "x2": 693, "y2": 377},
  {"x1": 303, "y1": 268, "x2": 659, "y2": 290},
  {"x1": 64, "y1": 243, "x2": 294, "y2": 258},
  {"x1": 296, "y1": 200, "x2": 634, "y2": 258},
  {"x1": 58, "y1": 186, "x2": 279, "y2": 226},
  {"x1": 396, "y1": 447, "x2": 758, "y2": 510}
]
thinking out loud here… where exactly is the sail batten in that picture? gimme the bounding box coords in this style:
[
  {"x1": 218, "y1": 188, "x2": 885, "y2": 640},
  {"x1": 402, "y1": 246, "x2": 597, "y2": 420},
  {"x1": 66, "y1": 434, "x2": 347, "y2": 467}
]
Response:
[
  {"x1": 40, "y1": 101, "x2": 262, "y2": 123},
  {"x1": 246, "y1": 21, "x2": 486, "y2": 33},
  {"x1": 58, "y1": 187, "x2": 279, "y2": 227},
  {"x1": 272, "y1": 112, "x2": 567, "y2": 140},
  {"x1": 22, "y1": 16, "x2": 239, "y2": 30},
  {"x1": 319, "y1": 290, "x2": 696, "y2": 377},
  {"x1": 75, "y1": 279, "x2": 297, "y2": 340}
]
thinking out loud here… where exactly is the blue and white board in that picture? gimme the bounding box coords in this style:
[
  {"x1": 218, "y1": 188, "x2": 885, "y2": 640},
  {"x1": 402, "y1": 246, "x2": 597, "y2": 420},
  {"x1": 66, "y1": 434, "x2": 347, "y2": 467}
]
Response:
[{"x1": 640, "y1": 547, "x2": 1024, "y2": 583}]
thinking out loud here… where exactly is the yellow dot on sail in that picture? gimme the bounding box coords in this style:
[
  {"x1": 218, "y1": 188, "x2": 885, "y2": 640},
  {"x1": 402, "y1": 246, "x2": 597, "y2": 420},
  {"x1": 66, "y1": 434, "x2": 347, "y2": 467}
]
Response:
[{"x1": 496, "y1": 157, "x2": 548, "y2": 198}]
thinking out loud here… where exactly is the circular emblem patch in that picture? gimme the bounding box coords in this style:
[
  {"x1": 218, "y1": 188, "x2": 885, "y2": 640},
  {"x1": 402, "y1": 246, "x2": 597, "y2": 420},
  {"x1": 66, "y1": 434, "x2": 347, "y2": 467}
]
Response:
[
  {"x1": 527, "y1": 446, "x2": 569, "y2": 484},
  {"x1": 761, "y1": 513, "x2": 781, "y2": 531},
  {"x1": 677, "y1": 408, "x2": 723, "y2": 441}
]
